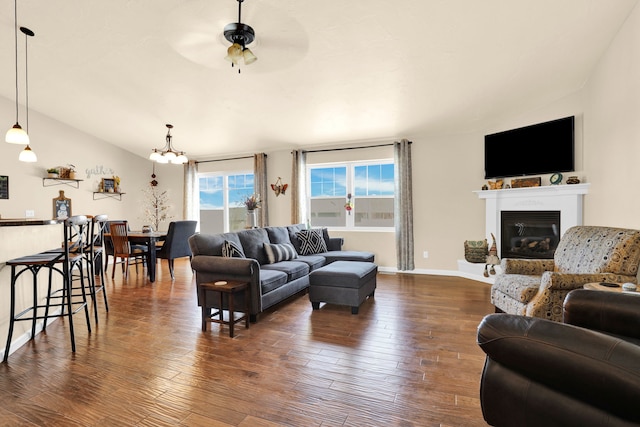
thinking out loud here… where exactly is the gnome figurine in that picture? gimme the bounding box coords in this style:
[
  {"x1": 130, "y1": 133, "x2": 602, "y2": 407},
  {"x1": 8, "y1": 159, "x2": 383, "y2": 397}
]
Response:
[{"x1": 484, "y1": 233, "x2": 500, "y2": 277}]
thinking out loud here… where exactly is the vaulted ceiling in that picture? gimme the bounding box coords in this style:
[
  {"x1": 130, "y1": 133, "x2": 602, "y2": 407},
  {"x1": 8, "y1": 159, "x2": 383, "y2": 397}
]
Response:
[{"x1": 0, "y1": 0, "x2": 637, "y2": 160}]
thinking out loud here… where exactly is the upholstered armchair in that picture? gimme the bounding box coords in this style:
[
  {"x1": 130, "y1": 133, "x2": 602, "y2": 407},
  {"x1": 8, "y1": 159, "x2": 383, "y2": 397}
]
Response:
[
  {"x1": 477, "y1": 289, "x2": 640, "y2": 426},
  {"x1": 491, "y1": 225, "x2": 640, "y2": 322}
]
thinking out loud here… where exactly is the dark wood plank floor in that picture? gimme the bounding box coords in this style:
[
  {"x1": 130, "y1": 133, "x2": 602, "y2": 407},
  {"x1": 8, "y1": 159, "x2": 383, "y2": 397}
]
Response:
[{"x1": 0, "y1": 259, "x2": 494, "y2": 426}]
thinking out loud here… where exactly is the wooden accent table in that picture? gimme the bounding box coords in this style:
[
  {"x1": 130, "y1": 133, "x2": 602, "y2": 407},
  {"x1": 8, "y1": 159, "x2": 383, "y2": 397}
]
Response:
[{"x1": 200, "y1": 280, "x2": 250, "y2": 337}]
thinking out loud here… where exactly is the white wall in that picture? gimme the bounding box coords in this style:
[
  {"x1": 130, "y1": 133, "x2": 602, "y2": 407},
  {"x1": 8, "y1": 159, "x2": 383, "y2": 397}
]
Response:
[{"x1": 0, "y1": 97, "x2": 184, "y2": 231}]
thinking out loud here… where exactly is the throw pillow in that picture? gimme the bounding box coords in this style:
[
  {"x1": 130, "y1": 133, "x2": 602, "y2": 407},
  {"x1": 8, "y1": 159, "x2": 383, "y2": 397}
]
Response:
[
  {"x1": 222, "y1": 240, "x2": 245, "y2": 258},
  {"x1": 264, "y1": 243, "x2": 298, "y2": 264},
  {"x1": 296, "y1": 228, "x2": 328, "y2": 255}
]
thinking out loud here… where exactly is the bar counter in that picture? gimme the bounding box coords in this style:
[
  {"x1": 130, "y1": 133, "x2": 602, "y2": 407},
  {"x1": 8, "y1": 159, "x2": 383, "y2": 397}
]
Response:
[{"x1": 0, "y1": 219, "x2": 64, "y2": 361}]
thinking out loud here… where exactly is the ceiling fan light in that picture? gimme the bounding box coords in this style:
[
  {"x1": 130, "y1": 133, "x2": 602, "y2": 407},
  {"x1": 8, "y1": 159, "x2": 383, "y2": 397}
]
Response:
[
  {"x1": 225, "y1": 43, "x2": 243, "y2": 64},
  {"x1": 243, "y1": 48, "x2": 257, "y2": 65},
  {"x1": 6, "y1": 123, "x2": 29, "y2": 144},
  {"x1": 18, "y1": 144, "x2": 37, "y2": 162}
]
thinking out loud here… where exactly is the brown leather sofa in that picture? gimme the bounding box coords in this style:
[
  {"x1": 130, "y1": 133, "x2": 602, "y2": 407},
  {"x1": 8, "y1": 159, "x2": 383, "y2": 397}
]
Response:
[{"x1": 477, "y1": 289, "x2": 640, "y2": 427}]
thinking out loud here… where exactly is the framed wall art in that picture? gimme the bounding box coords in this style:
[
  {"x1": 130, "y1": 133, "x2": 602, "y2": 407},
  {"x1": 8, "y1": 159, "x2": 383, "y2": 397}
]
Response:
[
  {"x1": 101, "y1": 178, "x2": 115, "y2": 192},
  {"x1": 53, "y1": 190, "x2": 71, "y2": 219}
]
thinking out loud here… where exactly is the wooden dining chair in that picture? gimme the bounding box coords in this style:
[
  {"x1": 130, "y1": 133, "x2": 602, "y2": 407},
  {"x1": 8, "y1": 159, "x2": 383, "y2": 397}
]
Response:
[{"x1": 109, "y1": 221, "x2": 148, "y2": 279}]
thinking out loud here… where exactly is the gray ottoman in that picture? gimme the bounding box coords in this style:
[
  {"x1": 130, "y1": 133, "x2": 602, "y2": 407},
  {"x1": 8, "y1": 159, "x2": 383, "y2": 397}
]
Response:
[{"x1": 309, "y1": 261, "x2": 377, "y2": 314}]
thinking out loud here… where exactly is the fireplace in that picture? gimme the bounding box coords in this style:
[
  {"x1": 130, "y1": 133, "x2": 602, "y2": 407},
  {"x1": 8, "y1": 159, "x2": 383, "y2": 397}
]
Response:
[
  {"x1": 501, "y1": 210, "x2": 560, "y2": 259},
  {"x1": 475, "y1": 183, "x2": 589, "y2": 259}
]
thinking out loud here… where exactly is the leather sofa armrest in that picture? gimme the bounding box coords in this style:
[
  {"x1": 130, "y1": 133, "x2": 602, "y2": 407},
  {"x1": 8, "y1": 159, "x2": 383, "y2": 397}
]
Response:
[
  {"x1": 501, "y1": 258, "x2": 554, "y2": 274},
  {"x1": 477, "y1": 313, "x2": 640, "y2": 422},
  {"x1": 563, "y1": 289, "x2": 640, "y2": 340}
]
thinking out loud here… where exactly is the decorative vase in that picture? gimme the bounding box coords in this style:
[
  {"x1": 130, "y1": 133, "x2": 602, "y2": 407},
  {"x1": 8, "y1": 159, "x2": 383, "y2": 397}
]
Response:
[
  {"x1": 247, "y1": 210, "x2": 257, "y2": 228},
  {"x1": 48, "y1": 173, "x2": 58, "y2": 178}
]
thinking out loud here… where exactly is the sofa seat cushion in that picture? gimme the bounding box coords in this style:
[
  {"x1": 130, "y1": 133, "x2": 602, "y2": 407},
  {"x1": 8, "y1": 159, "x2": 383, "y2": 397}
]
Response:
[
  {"x1": 262, "y1": 260, "x2": 310, "y2": 282},
  {"x1": 260, "y1": 269, "x2": 288, "y2": 294},
  {"x1": 321, "y1": 250, "x2": 375, "y2": 264},
  {"x1": 492, "y1": 274, "x2": 541, "y2": 304},
  {"x1": 296, "y1": 254, "x2": 326, "y2": 271}
]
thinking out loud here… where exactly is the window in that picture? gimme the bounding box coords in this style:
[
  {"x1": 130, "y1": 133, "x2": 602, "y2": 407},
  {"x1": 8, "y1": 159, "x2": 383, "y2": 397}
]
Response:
[
  {"x1": 199, "y1": 172, "x2": 254, "y2": 233},
  {"x1": 308, "y1": 161, "x2": 394, "y2": 229}
]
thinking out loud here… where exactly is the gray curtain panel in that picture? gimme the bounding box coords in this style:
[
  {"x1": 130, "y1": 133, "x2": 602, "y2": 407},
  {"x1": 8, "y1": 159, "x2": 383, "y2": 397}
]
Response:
[
  {"x1": 291, "y1": 149, "x2": 307, "y2": 225},
  {"x1": 394, "y1": 139, "x2": 414, "y2": 271},
  {"x1": 183, "y1": 160, "x2": 200, "y2": 229},
  {"x1": 253, "y1": 153, "x2": 269, "y2": 227}
]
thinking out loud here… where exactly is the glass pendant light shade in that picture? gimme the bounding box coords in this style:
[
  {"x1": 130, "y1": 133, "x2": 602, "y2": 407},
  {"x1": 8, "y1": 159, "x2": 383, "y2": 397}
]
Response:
[
  {"x1": 243, "y1": 48, "x2": 257, "y2": 65},
  {"x1": 225, "y1": 43, "x2": 243, "y2": 65},
  {"x1": 149, "y1": 150, "x2": 161, "y2": 161},
  {"x1": 175, "y1": 153, "x2": 188, "y2": 164},
  {"x1": 6, "y1": 123, "x2": 29, "y2": 144},
  {"x1": 156, "y1": 154, "x2": 169, "y2": 164},
  {"x1": 164, "y1": 151, "x2": 177, "y2": 162},
  {"x1": 19, "y1": 144, "x2": 37, "y2": 162}
]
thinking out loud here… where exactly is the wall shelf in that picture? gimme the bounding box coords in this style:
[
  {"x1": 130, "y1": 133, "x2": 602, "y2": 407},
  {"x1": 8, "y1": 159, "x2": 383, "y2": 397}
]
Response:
[
  {"x1": 42, "y1": 178, "x2": 83, "y2": 189},
  {"x1": 93, "y1": 192, "x2": 125, "y2": 201}
]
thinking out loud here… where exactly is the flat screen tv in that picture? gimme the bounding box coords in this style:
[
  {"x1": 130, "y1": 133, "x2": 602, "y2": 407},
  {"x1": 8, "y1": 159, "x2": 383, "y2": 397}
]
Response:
[{"x1": 484, "y1": 116, "x2": 575, "y2": 179}]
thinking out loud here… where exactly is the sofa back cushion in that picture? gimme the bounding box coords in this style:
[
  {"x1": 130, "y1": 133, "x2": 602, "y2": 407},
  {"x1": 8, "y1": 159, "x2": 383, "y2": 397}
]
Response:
[
  {"x1": 554, "y1": 226, "x2": 640, "y2": 276},
  {"x1": 265, "y1": 226, "x2": 292, "y2": 245},
  {"x1": 189, "y1": 232, "x2": 243, "y2": 257},
  {"x1": 237, "y1": 227, "x2": 270, "y2": 265}
]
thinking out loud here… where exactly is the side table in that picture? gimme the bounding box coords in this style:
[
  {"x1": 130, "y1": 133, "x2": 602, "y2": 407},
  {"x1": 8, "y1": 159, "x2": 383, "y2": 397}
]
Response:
[{"x1": 200, "y1": 280, "x2": 250, "y2": 337}]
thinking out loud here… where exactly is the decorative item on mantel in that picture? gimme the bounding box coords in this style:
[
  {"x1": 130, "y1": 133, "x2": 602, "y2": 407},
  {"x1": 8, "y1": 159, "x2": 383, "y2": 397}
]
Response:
[
  {"x1": 511, "y1": 177, "x2": 541, "y2": 188},
  {"x1": 271, "y1": 177, "x2": 288, "y2": 196},
  {"x1": 243, "y1": 194, "x2": 261, "y2": 228},
  {"x1": 566, "y1": 176, "x2": 580, "y2": 184}
]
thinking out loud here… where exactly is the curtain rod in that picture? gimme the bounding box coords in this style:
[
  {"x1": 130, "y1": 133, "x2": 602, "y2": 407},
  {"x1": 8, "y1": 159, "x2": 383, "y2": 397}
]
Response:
[
  {"x1": 300, "y1": 141, "x2": 411, "y2": 154},
  {"x1": 195, "y1": 154, "x2": 265, "y2": 164}
]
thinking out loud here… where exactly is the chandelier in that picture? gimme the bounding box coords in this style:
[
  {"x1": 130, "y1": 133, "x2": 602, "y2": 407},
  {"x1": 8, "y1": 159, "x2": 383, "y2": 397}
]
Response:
[
  {"x1": 224, "y1": 0, "x2": 257, "y2": 73},
  {"x1": 149, "y1": 124, "x2": 188, "y2": 164}
]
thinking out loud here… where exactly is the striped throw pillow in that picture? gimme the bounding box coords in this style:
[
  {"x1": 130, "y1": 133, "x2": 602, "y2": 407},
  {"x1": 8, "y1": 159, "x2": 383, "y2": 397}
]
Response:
[{"x1": 264, "y1": 243, "x2": 298, "y2": 264}]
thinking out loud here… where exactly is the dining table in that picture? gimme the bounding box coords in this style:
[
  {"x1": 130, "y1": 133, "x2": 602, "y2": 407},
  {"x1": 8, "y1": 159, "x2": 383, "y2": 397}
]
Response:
[{"x1": 105, "y1": 230, "x2": 167, "y2": 282}]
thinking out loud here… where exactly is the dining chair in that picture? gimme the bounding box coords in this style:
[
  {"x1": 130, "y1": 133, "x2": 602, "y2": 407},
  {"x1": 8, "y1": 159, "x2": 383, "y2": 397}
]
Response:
[
  {"x1": 156, "y1": 220, "x2": 198, "y2": 279},
  {"x1": 109, "y1": 221, "x2": 148, "y2": 279},
  {"x1": 104, "y1": 220, "x2": 147, "y2": 272}
]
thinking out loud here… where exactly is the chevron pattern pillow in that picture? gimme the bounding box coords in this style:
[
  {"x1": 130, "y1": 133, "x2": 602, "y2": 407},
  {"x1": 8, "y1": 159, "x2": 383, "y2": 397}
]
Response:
[
  {"x1": 296, "y1": 228, "x2": 328, "y2": 255},
  {"x1": 264, "y1": 243, "x2": 298, "y2": 264},
  {"x1": 222, "y1": 240, "x2": 245, "y2": 258}
]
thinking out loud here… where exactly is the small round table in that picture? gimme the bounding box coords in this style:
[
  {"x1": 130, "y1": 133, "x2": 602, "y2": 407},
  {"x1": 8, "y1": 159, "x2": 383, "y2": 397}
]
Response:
[{"x1": 200, "y1": 280, "x2": 250, "y2": 337}]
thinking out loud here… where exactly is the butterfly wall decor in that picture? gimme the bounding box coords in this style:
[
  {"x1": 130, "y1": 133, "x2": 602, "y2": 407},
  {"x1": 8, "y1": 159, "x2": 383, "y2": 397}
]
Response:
[{"x1": 271, "y1": 177, "x2": 288, "y2": 196}]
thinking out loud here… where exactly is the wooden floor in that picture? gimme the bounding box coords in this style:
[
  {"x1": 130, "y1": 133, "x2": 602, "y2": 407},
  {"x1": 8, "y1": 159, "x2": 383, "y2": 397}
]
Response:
[{"x1": 0, "y1": 259, "x2": 494, "y2": 426}]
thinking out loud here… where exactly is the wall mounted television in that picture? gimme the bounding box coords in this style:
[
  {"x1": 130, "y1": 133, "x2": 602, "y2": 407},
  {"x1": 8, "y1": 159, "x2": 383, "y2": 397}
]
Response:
[{"x1": 484, "y1": 116, "x2": 575, "y2": 179}]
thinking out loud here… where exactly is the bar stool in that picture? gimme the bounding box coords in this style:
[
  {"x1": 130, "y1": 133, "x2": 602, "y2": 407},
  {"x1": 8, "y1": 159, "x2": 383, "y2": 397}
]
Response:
[
  {"x1": 3, "y1": 216, "x2": 92, "y2": 363},
  {"x1": 83, "y1": 214, "x2": 109, "y2": 322}
]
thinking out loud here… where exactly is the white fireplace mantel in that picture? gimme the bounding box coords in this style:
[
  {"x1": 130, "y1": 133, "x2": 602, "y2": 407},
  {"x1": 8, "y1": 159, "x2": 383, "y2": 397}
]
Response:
[{"x1": 474, "y1": 183, "x2": 590, "y2": 257}]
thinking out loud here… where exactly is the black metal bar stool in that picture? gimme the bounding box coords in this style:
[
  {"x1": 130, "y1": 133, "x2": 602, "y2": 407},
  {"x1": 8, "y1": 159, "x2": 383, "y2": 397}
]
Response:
[
  {"x1": 3, "y1": 216, "x2": 92, "y2": 363},
  {"x1": 82, "y1": 214, "x2": 109, "y2": 322}
]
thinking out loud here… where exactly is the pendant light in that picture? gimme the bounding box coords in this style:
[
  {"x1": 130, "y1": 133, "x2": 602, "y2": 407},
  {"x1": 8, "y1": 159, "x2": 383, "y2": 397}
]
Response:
[
  {"x1": 18, "y1": 27, "x2": 37, "y2": 162},
  {"x1": 6, "y1": 0, "x2": 28, "y2": 144},
  {"x1": 149, "y1": 124, "x2": 188, "y2": 164}
]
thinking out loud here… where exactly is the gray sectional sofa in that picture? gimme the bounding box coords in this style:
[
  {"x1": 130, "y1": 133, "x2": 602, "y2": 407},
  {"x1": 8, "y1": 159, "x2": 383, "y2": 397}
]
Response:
[{"x1": 188, "y1": 224, "x2": 375, "y2": 321}]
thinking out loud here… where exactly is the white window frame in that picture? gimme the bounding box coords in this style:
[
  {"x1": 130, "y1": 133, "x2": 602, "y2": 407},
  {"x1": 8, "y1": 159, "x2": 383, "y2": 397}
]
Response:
[
  {"x1": 198, "y1": 170, "x2": 254, "y2": 233},
  {"x1": 307, "y1": 159, "x2": 394, "y2": 231}
]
